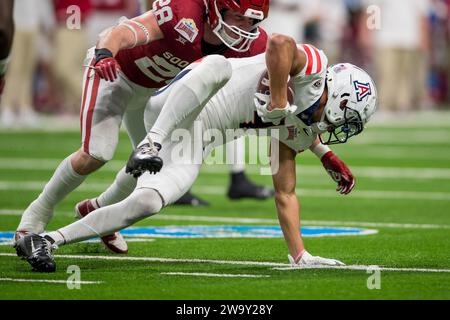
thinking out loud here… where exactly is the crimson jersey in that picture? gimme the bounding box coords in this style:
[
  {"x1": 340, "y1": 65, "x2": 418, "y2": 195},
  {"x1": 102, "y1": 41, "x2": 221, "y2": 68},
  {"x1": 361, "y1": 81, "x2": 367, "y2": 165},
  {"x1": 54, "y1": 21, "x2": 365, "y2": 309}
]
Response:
[
  {"x1": 116, "y1": 0, "x2": 268, "y2": 89},
  {"x1": 91, "y1": 0, "x2": 127, "y2": 11}
]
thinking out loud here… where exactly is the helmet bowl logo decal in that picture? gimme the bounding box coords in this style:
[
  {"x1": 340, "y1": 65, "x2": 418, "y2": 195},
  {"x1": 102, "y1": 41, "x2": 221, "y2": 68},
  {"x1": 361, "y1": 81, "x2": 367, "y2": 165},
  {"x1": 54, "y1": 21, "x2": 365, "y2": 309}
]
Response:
[
  {"x1": 354, "y1": 80, "x2": 372, "y2": 102},
  {"x1": 0, "y1": 226, "x2": 377, "y2": 244}
]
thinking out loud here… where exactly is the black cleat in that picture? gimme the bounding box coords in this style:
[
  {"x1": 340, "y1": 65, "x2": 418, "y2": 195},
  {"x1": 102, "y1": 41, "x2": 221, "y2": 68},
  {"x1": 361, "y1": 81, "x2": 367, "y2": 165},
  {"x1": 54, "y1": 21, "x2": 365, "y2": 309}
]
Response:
[
  {"x1": 126, "y1": 141, "x2": 163, "y2": 178},
  {"x1": 174, "y1": 190, "x2": 210, "y2": 206},
  {"x1": 14, "y1": 233, "x2": 57, "y2": 273},
  {"x1": 227, "y1": 172, "x2": 275, "y2": 200}
]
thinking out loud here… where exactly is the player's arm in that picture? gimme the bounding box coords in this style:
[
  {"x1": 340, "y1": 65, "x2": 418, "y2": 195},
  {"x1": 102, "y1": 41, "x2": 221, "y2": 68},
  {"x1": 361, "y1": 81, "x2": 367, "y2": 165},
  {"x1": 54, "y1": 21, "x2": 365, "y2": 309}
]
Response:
[
  {"x1": 266, "y1": 34, "x2": 305, "y2": 109},
  {"x1": 96, "y1": 11, "x2": 163, "y2": 56},
  {"x1": 93, "y1": 11, "x2": 163, "y2": 82},
  {"x1": 271, "y1": 140, "x2": 305, "y2": 259},
  {"x1": 254, "y1": 34, "x2": 306, "y2": 124},
  {"x1": 309, "y1": 137, "x2": 355, "y2": 195}
]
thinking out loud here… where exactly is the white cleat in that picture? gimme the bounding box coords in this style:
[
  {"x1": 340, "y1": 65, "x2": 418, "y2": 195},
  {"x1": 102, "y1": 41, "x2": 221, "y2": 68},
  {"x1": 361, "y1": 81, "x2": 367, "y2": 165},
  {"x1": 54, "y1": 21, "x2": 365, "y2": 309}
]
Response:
[{"x1": 288, "y1": 251, "x2": 346, "y2": 267}]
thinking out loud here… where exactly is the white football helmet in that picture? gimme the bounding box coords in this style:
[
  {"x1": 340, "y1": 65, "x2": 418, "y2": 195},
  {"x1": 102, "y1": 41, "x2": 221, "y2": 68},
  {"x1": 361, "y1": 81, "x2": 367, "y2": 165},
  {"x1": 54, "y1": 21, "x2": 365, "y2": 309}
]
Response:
[{"x1": 312, "y1": 63, "x2": 378, "y2": 145}]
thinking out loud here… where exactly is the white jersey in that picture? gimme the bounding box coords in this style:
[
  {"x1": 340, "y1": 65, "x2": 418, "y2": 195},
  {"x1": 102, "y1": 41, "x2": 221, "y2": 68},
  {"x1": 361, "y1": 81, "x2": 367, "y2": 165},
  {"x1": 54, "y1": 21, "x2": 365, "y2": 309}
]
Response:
[
  {"x1": 201, "y1": 44, "x2": 328, "y2": 153},
  {"x1": 138, "y1": 46, "x2": 328, "y2": 205}
]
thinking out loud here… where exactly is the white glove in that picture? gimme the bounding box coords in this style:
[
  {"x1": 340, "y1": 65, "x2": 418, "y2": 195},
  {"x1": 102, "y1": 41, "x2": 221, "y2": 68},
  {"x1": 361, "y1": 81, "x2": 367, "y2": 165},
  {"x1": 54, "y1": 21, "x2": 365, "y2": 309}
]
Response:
[
  {"x1": 288, "y1": 250, "x2": 345, "y2": 267},
  {"x1": 254, "y1": 93, "x2": 297, "y2": 125}
]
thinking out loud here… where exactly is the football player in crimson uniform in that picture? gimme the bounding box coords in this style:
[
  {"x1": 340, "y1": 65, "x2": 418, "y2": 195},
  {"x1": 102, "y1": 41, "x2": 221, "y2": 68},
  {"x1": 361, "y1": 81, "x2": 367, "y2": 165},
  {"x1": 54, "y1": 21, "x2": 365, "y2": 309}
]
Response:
[
  {"x1": 15, "y1": 0, "x2": 271, "y2": 254},
  {"x1": 15, "y1": 34, "x2": 378, "y2": 272},
  {"x1": 0, "y1": 0, "x2": 14, "y2": 99}
]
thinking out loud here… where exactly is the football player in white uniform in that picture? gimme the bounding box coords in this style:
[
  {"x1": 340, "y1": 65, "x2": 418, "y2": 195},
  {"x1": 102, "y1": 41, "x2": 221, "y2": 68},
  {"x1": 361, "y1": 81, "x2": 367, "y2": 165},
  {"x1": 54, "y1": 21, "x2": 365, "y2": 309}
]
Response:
[{"x1": 15, "y1": 34, "x2": 377, "y2": 272}]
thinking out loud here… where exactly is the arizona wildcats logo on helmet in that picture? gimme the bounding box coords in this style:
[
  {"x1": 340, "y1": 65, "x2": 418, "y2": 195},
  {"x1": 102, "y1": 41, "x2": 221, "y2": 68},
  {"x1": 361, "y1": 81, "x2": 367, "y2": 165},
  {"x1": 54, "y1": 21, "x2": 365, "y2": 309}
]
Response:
[{"x1": 353, "y1": 81, "x2": 372, "y2": 102}]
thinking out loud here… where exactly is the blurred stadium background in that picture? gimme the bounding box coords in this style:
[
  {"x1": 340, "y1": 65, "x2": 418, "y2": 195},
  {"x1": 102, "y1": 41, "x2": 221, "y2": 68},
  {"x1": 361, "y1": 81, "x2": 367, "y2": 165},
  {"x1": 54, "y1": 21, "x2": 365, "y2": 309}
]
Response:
[
  {"x1": 1, "y1": 0, "x2": 449, "y2": 124},
  {"x1": 0, "y1": 0, "x2": 449, "y2": 299}
]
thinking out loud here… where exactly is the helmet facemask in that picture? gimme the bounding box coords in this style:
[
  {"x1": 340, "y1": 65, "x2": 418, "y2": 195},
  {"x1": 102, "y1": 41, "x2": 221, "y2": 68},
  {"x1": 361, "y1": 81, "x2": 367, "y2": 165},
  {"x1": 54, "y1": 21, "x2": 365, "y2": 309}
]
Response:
[
  {"x1": 209, "y1": 1, "x2": 266, "y2": 52},
  {"x1": 319, "y1": 105, "x2": 364, "y2": 145}
]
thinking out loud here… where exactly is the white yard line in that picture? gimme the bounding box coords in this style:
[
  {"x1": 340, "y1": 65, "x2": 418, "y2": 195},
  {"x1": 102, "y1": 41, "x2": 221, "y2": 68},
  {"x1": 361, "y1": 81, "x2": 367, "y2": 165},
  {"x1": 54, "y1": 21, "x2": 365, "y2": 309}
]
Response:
[
  {"x1": 0, "y1": 210, "x2": 449, "y2": 230},
  {"x1": 0, "y1": 277, "x2": 102, "y2": 284},
  {"x1": 161, "y1": 272, "x2": 270, "y2": 278},
  {"x1": 273, "y1": 265, "x2": 450, "y2": 273},
  {"x1": 0, "y1": 180, "x2": 449, "y2": 201},
  {"x1": 0, "y1": 253, "x2": 448, "y2": 274},
  {"x1": 1, "y1": 158, "x2": 450, "y2": 180}
]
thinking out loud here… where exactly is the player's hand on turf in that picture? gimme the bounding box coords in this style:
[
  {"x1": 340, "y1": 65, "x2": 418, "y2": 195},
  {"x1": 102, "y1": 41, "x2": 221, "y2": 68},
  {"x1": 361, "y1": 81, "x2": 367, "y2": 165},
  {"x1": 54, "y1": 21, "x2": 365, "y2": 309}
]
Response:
[
  {"x1": 254, "y1": 93, "x2": 297, "y2": 125},
  {"x1": 94, "y1": 48, "x2": 121, "y2": 82},
  {"x1": 125, "y1": 143, "x2": 163, "y2": 178},
  {"x1": 321, "y1": 151, "x2": 355, "y2": 195},
  {"x1": 288, "y1": 251, "x2": 345, "y2": 267}
]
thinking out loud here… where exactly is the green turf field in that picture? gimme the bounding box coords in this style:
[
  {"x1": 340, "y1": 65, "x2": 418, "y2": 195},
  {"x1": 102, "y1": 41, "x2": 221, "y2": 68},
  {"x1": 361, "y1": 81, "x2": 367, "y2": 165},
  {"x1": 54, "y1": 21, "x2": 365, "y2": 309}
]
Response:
[{"x1": 0, "y1": 112, "x2": 449, "y2": 300}]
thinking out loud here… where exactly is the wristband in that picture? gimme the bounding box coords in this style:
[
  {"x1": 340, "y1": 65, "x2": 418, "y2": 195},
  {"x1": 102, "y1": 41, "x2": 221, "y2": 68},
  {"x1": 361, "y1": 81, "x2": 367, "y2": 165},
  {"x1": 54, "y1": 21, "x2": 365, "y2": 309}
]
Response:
[
  {"x1": 94, "y1": 48, "x2": 113, "y2": 62},
  {"x1": 310, "y1": 143, "x2": 331, "y2": 159}
]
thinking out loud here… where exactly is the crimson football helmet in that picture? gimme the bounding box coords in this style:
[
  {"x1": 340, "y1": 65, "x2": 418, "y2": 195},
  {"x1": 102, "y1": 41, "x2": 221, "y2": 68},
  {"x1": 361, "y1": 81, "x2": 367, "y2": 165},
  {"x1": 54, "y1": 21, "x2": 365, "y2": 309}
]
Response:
[{"x1": 205, "y1": 0, "x2": 270, "y2": 52}]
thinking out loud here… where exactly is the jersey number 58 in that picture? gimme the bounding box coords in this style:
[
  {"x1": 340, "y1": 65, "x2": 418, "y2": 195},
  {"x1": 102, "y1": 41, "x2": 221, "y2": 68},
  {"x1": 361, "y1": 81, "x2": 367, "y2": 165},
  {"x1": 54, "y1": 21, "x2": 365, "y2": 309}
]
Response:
[{"x1": 153, "y1": 0, "x2": 173, "y2": 25}]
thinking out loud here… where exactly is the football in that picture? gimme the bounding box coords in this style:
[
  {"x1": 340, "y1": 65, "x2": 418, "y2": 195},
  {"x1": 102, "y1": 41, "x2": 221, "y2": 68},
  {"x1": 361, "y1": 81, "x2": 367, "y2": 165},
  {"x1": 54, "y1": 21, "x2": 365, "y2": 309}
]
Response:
[{"x1": 256, "y1": 70, "x2": 295, "y2": 105}]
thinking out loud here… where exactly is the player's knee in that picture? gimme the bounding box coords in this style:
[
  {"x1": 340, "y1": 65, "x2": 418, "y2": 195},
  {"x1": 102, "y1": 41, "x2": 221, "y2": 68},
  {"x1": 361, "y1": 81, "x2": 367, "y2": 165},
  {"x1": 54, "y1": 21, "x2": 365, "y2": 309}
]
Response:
[
  {"x1": 202, "y1": 55, "x2": 232, "y2": 87},
  {"x1": 71, "y1": 150, "x2": 106, "y2": 175},
  {"x1": 125, "y1": 188, "x2": 163, "y2": 223}
]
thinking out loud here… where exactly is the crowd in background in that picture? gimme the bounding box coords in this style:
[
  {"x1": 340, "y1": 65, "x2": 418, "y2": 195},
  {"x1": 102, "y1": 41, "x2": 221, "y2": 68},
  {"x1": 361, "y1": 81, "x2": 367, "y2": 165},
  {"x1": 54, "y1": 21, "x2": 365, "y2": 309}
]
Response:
[{"x1": 1, "y1": 0, "x2": 449, "y2": 128}]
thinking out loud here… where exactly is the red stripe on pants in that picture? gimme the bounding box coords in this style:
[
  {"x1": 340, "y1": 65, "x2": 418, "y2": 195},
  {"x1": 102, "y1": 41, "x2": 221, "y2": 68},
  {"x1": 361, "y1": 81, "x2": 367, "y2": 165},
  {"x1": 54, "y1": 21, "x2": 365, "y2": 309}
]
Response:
[{"x1": 83, "y1": 72, "x2": 101, "y2": 154}]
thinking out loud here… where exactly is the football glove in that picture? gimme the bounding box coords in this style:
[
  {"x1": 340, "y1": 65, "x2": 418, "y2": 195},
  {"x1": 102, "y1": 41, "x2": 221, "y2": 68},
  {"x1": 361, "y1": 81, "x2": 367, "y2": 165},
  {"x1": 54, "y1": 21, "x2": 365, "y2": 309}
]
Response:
[
  {"x1": 288, "y1": 250, "x2": 345, "y2": 267},
  {"x1": 125, "y1": 142, "x2": 163, "y2": 178},
  {"x1": 254, "y1": 92, "x2": 297, "y2": 125},
  {"x1": 94, "y1": 48, "x2": 121, "y2": 82},
  {"x1": 321, "y1": 151, "x2": 355, "y2": 195}
]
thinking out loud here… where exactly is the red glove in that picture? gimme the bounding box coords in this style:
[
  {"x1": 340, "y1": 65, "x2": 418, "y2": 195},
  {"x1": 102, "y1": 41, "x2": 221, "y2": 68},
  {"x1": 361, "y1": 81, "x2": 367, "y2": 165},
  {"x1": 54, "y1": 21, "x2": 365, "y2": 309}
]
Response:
[
  {"x1": 321, "y1": 151, "x2": 355, "y2": 195},
  {"x1": 94, "y1": 57, "x2": 121, "y2": 82},
  {"x1": 93, "y1": 48, "x2": 120, "y2": 82}
]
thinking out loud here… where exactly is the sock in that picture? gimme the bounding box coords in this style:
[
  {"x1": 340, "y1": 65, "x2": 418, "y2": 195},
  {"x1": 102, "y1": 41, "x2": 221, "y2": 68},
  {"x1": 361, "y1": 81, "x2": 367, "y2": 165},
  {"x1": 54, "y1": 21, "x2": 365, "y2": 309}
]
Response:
[
  {"x1": 58, "y1": 188, "x2": 163, "y2": 244},
  {"x1": 96, "y1": 166, "x2": 137, "y2": 207},
  {"x1": 17, "y1": 156, "x2": 86, "y2": 233}
]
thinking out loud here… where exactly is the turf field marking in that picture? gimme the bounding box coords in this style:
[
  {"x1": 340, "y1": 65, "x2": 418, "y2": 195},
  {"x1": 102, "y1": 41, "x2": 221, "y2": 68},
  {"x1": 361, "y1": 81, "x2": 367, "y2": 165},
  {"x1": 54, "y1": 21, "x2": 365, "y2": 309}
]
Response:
[
  {"x1": 0, "y1": 253, "x2": 287, "y2": 267},
  {"x1": 272, "y1": 265, "x2": 450, "y2": 273},
  {"x1": 0, "y1": 277, "x2": 102, "y2": 284},
  {"x1": 1, "y1": 180, "x2": 450, "y2": 201},
  {"x1": 151, "y1": 215, "x2": 450, "y2": 230},
  {"x1": 1, "y1": 210, "x2": 449, "y2": 230},
  {"x1": 1, "y1": 253, "x2": 449, "y2": 273},
  {"x1": 161, "y1": 272, "x2": 270, "y2": 278},
  {"x1": 2, "y1": 158, "x2": 450, "y2": 180},
  {"x1": 0, "y1": 236, "x2": 154, "y2": 246}
]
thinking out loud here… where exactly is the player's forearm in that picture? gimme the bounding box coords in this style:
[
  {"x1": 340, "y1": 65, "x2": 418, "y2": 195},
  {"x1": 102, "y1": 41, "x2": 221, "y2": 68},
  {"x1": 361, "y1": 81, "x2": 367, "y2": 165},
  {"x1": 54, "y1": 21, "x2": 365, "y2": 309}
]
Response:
[
  {"x1": 96, "y1": 26, "x2": 136, "y2": 56},
  {"x1": 96, "y1": 12, "x2": 163, "y2": 56},
  {"x1": 274, "y1": 192, "x2": 305, "y2": 257},
  {"x1": 309, "y1": 137, "x2": 331, "y2": 159},
  {"x1": 266, "y1": 34, "x2": 296, "y2": 108}
]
